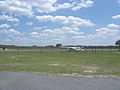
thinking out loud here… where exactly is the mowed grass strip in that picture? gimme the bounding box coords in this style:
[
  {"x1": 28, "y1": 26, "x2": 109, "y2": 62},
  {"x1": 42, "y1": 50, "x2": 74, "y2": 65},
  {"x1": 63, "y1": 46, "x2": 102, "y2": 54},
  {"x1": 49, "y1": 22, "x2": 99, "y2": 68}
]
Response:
[{"x1": 0, "y1": 51, "x2": 120, "y2": 76}]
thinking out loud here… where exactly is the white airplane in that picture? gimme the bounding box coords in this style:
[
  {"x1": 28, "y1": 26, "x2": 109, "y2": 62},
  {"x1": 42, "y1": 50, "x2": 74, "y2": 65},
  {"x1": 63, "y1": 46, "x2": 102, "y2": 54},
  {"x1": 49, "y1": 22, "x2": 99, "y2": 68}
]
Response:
[
  {"x1": 68, "y1": 47, "x2": 84, "y2": 51},
  {"x1": 60, "y1": 46, "x2": 84, "y2": 51}
]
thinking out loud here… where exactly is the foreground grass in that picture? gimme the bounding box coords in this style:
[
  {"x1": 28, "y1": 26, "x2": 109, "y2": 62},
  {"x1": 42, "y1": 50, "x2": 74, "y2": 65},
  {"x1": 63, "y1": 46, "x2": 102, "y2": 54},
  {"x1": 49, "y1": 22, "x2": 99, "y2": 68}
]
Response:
[{"x1": 0, "y1": 51, "x2": 120, "y2": 76}]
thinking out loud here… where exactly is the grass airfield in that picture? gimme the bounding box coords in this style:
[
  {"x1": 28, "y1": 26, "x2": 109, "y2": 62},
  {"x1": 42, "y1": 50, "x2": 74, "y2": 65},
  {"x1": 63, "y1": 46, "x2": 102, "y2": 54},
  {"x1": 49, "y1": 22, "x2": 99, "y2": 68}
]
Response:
[{"x1": 0, "y1": 50, "x2": 120, "y2": 76}]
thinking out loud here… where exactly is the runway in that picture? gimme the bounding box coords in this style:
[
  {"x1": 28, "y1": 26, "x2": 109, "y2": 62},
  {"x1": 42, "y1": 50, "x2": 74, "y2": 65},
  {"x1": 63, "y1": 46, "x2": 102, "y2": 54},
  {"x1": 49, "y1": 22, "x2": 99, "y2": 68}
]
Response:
[{"x1": 0, "y1": 72, "x2": 120, "y2": 90}]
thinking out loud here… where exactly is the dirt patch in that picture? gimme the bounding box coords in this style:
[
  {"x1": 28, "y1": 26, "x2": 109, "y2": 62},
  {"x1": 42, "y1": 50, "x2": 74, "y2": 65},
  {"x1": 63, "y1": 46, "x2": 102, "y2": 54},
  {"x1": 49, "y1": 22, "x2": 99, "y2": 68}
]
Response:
[
  {"x1": 48, "y1": 64, "x2": 59, "y2": 66},
  {"x1": 0, "y1": 64, "x2": 17, "y2": 67},
  {"x1": 84, "y1": 70, "x2": 95, "y2": 73},
  {"x1": 116, "y1": 52, "x2": 120, "y2": 53},
  {"x1": 82, "y1": 66, "x2": 100, "y2": 73},
  {"x1": 82, "y1": 66, "x2": 99, "y2": 70},
  {"x1": 9, "y1": 56, "x2": 16, "y2": 59},
  {"x1": 0, "y1": 64, "x2": 32, "y2": 68}
]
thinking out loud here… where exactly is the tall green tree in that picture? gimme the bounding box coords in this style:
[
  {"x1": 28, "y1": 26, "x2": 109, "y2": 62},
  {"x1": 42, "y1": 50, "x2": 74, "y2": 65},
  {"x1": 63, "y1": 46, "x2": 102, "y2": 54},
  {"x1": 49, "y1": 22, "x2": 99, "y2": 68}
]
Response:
[
  {"x1": 115, "y1": 40, "x2": 120, "y2": 51},
  {"x1": 56, "y1": 43, "x2": 62, "y2": 47}
]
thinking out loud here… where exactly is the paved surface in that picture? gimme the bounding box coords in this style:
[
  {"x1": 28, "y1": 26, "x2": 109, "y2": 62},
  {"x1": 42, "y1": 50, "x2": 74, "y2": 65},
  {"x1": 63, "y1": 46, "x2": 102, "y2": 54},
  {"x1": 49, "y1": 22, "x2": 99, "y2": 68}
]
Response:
[{"x1": 0, "y1": 72, "x2": 120, "y2": 90}]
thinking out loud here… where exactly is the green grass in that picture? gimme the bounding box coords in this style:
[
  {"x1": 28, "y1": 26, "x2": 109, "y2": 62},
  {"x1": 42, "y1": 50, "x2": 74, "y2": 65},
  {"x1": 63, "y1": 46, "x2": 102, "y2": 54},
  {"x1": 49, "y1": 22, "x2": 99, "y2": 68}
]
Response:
[{"x1": 0, "y1": 51, "x2": 120, "y2": 76}]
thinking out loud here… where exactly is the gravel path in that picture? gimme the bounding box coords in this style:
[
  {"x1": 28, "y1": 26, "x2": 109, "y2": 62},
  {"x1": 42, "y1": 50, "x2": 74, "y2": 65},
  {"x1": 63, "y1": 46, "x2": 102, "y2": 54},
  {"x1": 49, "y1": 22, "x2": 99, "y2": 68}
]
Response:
[{"x1": 0, "y1": 72, "x2": 120, "y2": 90}]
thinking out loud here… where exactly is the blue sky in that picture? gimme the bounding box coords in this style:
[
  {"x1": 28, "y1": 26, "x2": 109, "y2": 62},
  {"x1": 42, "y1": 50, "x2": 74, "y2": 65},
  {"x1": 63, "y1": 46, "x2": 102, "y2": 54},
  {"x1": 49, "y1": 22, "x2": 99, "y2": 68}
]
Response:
[{"x1": 0, "y1": 0, "x2": 120, "y2": 46}]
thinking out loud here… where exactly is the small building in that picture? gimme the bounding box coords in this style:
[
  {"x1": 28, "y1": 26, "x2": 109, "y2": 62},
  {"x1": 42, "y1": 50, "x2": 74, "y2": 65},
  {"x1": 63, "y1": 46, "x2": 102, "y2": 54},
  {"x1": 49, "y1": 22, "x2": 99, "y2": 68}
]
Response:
[{"x1": 2, "y1": 48, "x2": 6, "y2": 50}]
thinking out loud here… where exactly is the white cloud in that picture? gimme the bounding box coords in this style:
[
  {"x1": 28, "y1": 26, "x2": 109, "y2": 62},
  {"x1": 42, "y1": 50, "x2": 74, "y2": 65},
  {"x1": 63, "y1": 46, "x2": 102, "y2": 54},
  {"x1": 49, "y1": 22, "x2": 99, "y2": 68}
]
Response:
[
  {"x1": 85, "y1": 24, "x2": 120, "y2": 41},
  {"x1": 35, "y1": 0, "x2": 94, "y2": 12},
  {"x1": 33, "y1": 26, "x2": 47, "y2": 30},
  {"x1": 112, "y1": 15, "x2": 120, "y2": 19},
  {"x1": 68, "y1": 16, "x2": 95, "y2": 27},
  {"x1": 56, "y1": 0, "x2": 94, "y2": 11},
  {"x1": 30, "y1": 32, "x2": 39, "y2": 35},
  {"x1": 35, "y1": 0, "x2": 57, "y2": 13},
  {"x1": 1, "y1": 37, "x2": 32, "y2": 46},
  {"x1": 72, "y1": 35, "x2": 85, "y2": 39},
  {"x1": 0, "y1": 0, "x2": 94, "y2": 16},
  {"x1": 0, "y1": 0, "x2": 33, "y2": 16},
  {"x1": 0, "y1": 15, "x2": 19, "y2": 22},
  {"x1": 44, "y1": 26, "x2": 84, "y2": 35},
  {"x1": 62, "y1": 26, "x2": 84, "y2": 34},
  {"x1": 0, "y1": 0, "x2": 57, "y2": 16},
  {"x1": 9, "y1": 29, "x2": 24, "y2": 35},
  {"x1": 0, "y1": 28, "x2": 24, "y2": 35},
  {"x1": 107, "y1": 24, "x2": 120, "y2": 28},
  {"x1": 56, "y1": 3, "x2": 74, "y2": 9},
  {"x1": 37, "y1": 15, "x2": 69, "y2": 24},
  {"x1": 72, "y1": 0, "x2": 94, "y2": 11},
  {"x1": 36, "y1": 15, "x2": 54, "y2": 22},
  {"x1": 30, "y1": 31, "x2": 39, "y2": 37},
  {"x1": 33, "y1": 27, "x2": 42, "y2": 30},
  {"x1": 96, "y1": 27, "x2": 119, "y2": 36},
  {"x1": 71, "y1": 26, "x2": 80, "y2": 31},
  {"x1": 53, "y1": 16, "x2": 69, "y2": 24},
  {"x1": 0, "y1": 24, "x2": 10, "y2": 29},
  {"x1": 87, "y1": 24, "x2": 120, "y2": 39},
  {"x1": 39, "y1": 33, "x2": 49, "y2": 37},
  {"x1": 30, "y1": 26, "x2": 84, "y2": 39},
  {"x1": 26, "y1": 22, "x2": 33, "y2": 26},
  {"x1": 36, "y1": 15, "x2": 95, "y2": 27},
  {"x1": 44, "y1": 29, "x2": 65, "y2": 34}
]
